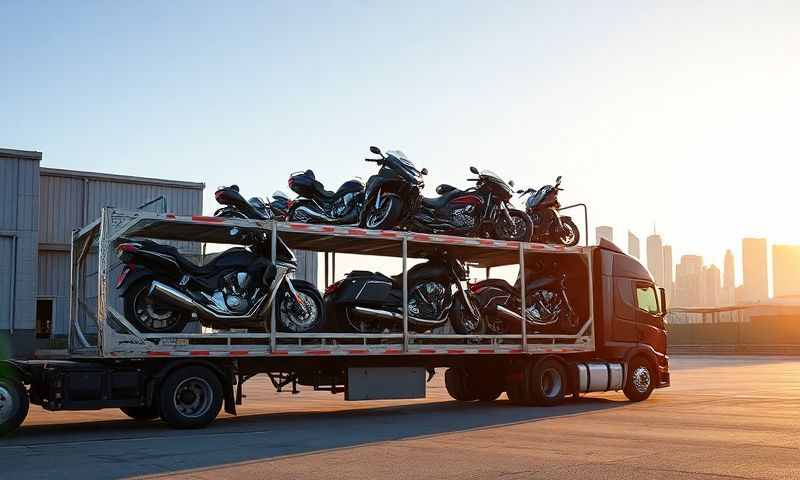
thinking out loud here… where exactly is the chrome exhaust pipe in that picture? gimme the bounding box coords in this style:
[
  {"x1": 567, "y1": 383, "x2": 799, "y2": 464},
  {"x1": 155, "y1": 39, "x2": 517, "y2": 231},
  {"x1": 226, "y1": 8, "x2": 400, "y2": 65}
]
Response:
[
  {"x1": 352, "y1": 306, "x2": 448, "y2": 326},
  {"x1": 148, "y1": 280, "x2": 277, "y2": 322},
  {"x1": 496, "y1": 305, "x2": 558, "y2": 326}
]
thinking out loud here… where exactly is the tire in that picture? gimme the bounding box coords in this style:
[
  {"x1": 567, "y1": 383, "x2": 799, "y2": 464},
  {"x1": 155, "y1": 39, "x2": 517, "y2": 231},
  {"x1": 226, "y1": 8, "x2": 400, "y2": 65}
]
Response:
[
  {"x1": 527, "y1": 358, "x2": 567, "y2": 406},
  {"x1": 449, "y1": 292, "x2": 485, "y2": 335},
  {"x1": 120, "y1": 405, "x2": 159, "y2": 421},
  {"x1": 123, "y1": 278, "x2": 189, "y2": 333},
  {"x1": 364, "y1": 193, "x2": 402, "y2": 230},
  {"x1": 624, "y1": 356, "x2": 655, "y2": 402},
  {"x1": 158, "y1": 366, "x2": 223, "y2": 429},
  {"x1": 215, "y1": 208, "x2": 247, "y2": 219},
  {"x1": 276, "y1": 280, "x2": 326, "y2": 333},
  {"x1": 506, "y1": 379, "x2": 527, "y2": 404},
  {"x1": 559, "y1": 217, "x2": 580, "y2": 247},
  {"x1": 0, "y1": 377, "x2": 29, "y2": 436},
  {"x1": 475, "y1": 372, "x2": 505, "y2": 402},
  {"x1": 444, "y1": 368, "x2": 478, "y2": 401},
  {"x1": 495, "y1": 209, "x2": 533, "y2": 242}
]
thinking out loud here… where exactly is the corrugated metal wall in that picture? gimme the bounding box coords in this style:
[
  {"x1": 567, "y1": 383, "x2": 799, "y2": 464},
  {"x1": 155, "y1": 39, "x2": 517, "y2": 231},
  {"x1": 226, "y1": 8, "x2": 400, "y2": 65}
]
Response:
[{"x1": 0, "y1": 150, "x2": 40, "y2": 337}]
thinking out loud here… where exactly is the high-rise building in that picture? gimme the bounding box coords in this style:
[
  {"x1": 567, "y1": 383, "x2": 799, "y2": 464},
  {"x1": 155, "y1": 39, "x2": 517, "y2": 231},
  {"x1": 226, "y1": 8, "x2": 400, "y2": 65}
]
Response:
[
  {"x1": 723, "y1": 249, "x2": 735, "y2": 304},
  {"x1": 646, "y1": 234, "x2": 664, "y2": 287},
  {"x1": 674, "y1": 255, "x2": 703, "y2": 307},
  {"x1": 627, "y1": 231, "x2": 640, "y2": 259},
  {"x1": 663, "y1": 245, "x2": 673, "y2": 301},
  {"x1": 702, "y1": 265, "x2": 721, "y2": 307},
  {"x1": 741, "y1": 238, "x2": 768, "y2": 303},
  {"x1": 772, "y1": 245, "x2": 800, "y2": 298},
  {"x1": 596, "y1": 226, "x2": 613, "y2": 245}
]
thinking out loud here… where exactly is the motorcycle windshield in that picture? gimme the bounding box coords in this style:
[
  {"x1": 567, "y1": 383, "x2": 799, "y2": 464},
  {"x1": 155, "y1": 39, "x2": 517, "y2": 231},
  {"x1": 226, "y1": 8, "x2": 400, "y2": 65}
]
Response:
[
  {"x1": 272, "y1": 190, "x2": 290, "y2": 200},
  {"x1": 385, "y1": 151, "x2": 423, "y2": 185},
  {"x1": 526, "y1": 186, "x2": 552, "y2": 208},
  {"x1": 480, "y1": 170, "x2": 513, "y2": 195}
]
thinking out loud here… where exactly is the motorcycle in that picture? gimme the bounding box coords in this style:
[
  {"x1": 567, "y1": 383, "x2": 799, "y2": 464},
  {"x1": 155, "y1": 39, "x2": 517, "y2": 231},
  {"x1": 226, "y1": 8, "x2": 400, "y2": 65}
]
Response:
[
  {"x1": 518, "y1": 176, "x2": 580, "y2": 246},
  {"x1": 286, "y1": 169, "x2": 365, "y2": 225},
  {"x1": 361, "y1": 146, "x2": 428, "y2": 230},
  {"x1": 408, "y1": 166, "x2": 532, "y2": 241},
  {"x1": 324, "y1": 252, "x2": 483, "y2": 334},
  {"x1": 469, "y1": 268, "x2": 578, "y2": 334},
  {"x1": 214, "y1": 185, "x2": 289, "y2": 221},
  {"x1": 115, "y1": 231, "x2": 326, "y2": 334}
]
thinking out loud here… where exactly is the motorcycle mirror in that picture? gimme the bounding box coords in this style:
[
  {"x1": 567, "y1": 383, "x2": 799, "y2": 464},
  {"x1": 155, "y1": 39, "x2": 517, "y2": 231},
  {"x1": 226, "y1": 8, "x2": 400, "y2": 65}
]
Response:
[
  {"x1": 421, "y1": 168, "x2": 428, "y2": 175},
  {"x1": 369, "y1": 146, "x2": 382, "y2": 155},
  {"x1": 469, "y1": 166, "x2": 479, "y2": 174},
  {"x1": 556, "y1": 175, "x2": 562, "y2": 184},
  {"x1": 230, "y1": 184, "x2": 239, "y2": 192},
  {"x1": 509, "y1": 180, "x2": 515, "y2": 187},
  {"x1": 516, "y1": 189, "x2": 525, "y2": 194}
]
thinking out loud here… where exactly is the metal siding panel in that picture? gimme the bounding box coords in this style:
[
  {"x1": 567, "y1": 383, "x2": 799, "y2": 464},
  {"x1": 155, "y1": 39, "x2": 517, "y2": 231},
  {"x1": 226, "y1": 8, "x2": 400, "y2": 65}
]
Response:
[
  {"x1": 0, "y1": 237, "x2": 12, "y2": 330},
  {"x1": 0, "y1": 158, "x2": 19, "y2": 230}
]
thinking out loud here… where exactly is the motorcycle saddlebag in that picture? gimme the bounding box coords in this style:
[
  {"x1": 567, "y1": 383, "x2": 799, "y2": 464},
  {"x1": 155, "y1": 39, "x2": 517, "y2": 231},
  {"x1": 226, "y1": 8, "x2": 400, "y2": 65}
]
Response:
[{"x1": 332, "y1": 274, "x2": 397, "y2": 306}]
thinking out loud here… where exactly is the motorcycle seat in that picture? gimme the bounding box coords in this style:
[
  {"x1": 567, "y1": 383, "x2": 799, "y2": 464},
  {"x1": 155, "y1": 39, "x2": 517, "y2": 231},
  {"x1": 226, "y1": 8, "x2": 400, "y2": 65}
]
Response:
[
  {"x1": 299, "y1": 170, "x2": 363, "y2": 201},
  {"x1": 137, "y1": 240, "x2": 232, "y2": 276},
  {"x1": 421, "y1": 188, "x2": 465, "y2": 209}
]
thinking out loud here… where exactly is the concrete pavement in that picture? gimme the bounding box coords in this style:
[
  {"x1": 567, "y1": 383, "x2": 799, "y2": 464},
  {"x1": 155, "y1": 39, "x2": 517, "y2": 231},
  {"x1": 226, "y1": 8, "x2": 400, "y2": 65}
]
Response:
[{"x1": 2, "y1": 356, "x2": 799, "y2": 479}]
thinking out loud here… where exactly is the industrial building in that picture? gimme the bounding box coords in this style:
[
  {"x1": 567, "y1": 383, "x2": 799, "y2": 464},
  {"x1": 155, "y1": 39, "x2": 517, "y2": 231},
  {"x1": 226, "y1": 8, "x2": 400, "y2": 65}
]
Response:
[{"x1": 0, "y1": 147, "x2": 316, "y2": 358}]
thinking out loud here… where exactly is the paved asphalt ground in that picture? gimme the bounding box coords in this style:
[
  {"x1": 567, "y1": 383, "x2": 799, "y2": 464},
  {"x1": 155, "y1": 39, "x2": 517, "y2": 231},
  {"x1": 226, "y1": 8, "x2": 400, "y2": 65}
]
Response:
[{"x1": 2, "y1": 356, "x2": 800, "y2": 479}]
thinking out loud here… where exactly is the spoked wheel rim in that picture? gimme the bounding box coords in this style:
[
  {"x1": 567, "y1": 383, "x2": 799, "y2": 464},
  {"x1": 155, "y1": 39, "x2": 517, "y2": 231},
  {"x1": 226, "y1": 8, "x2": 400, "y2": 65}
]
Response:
[
  {"x1": 540, "y1": 367, "x2": 564, "y2": 400},
  {"x1": 279, "y1": 290, "x2": 319, "y2": 332},
  {"x1": 132, "y1": 286, "x2": 183, "y2": 332},
  {"x1": 500, "y1": 215, "x2": 528, "y2": 241},
  {"x1": 173, "y1": 377, "x2": 213, "y2": 419},
  {"x1": 0, "y1": 384, "x2": 16, "y2": 423},
  {"x1": 631, "y1": 366, "x2": 652, "y2": 394},
  {"x1": 366, "y1": 196, "x2": 395, "y2": 229}
]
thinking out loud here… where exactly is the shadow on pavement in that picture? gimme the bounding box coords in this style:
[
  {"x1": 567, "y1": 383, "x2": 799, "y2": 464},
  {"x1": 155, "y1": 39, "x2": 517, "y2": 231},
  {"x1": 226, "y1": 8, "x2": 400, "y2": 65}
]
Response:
[{"x1": 2, "y1": 397, "x2": 627, "y2": 479}]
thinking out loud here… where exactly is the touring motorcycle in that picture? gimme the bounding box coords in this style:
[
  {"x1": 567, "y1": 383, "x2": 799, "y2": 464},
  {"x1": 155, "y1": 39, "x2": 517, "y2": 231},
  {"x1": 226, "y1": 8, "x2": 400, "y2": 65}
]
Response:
[
  {"x1": 360, "y1": 146, "x2": 427, "y2": 230},
  {"x1": 469, "y1": 269, "x2": 577, "y2": 334},
  {"x1": 408, "y1": 166, "x2": 532, "y2": 241},
  {"x1": 324, "y1": 252, "x2": 482, "y2": 334},
  {"x1": 518, "y1": 176, "x2": 580, "y2": 246},
  {"x1": 287, "y1": 169, "x2": 365, "y2": 225},
  {"x1": 213, "y1": 185, "x2": 291, "y2": 221},
  {"x1": 115, "y1": 231, "x2": 325, "y2": 334}
]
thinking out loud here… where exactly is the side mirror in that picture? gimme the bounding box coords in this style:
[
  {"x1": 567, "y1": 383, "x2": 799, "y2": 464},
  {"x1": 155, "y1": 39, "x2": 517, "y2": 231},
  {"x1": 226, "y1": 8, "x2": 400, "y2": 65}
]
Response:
[
  {"x1": 469, "y1": 166, "x2": 479, "y2": 174},
  {"x1": 421, "y1": 168, "x2": 428, "y2": 175},
  {"x1": 231, "y1": 184, "x2": 240, "y2": 192},
  {"x1": 516, "y1": 189, "x2": 525, "y2": 194},
  {"x1": 555, "y1": 175, "x2": 562, "y2": 184},
  {"x1": 369, "y1": 146, "x2": 382, "y2": 155},
  {"x1": 659, "y1": 287, "x2": 667, "y2": 316},
  {"x1": 509, "y1": 180, "x2": 515, "y2": 187}
]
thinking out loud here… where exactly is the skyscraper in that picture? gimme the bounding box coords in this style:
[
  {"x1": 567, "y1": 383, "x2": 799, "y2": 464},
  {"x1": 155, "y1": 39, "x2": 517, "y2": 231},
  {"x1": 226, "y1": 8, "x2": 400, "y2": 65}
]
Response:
[
  {"x1": 723, "y1": 249, "x2": 735, "y2": 304},
  {"x1": 596, "y1": 226, "x2": 613, "y2": 245},
  {"x1": 663, "y1": 245, "x2": 673, "y2": 301},
  {"x1": 741, "y1": 238, "x2": 768, "y2": 303},
  {"x1": 628, "y1": 231, "x2": 640, "y2": 259},
  {"x1": 772, "y1": 245, "x2": 800, "y2": 298},
  {"x1": 702, "y1": 265, "x2": 721, "y2": 307},
  {"x1": 674, "y1": 255, "x2": 703, "y2": 307},
  {"x1": 646, "y1": 233, "x2": 664, "y2": 287}
]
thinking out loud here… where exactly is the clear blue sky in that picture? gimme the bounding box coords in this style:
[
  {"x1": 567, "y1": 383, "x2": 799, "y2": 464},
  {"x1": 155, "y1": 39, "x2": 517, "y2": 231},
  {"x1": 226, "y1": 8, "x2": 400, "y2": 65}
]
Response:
[{"x1": 2, "y1": 1, "x2": 799, "y2": 282}]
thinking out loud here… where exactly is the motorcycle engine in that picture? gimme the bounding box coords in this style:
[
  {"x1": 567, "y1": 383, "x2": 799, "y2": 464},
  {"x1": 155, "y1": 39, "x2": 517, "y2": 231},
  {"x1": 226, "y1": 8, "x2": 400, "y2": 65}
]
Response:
[
  {"x1": 215, "y1": 271, "x2": 254, "y2": 313},
  {"x1": 450, "y1": 205, "x2": 476, "y2": 229},
  {"x1": 407, "y1": 282, "x2": 450, "y2": 320}
]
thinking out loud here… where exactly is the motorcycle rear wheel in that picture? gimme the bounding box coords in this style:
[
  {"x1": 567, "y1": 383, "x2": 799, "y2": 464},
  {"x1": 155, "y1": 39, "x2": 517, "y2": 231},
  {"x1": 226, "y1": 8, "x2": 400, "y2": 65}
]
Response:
[{"x1": 123, "y1": 278, "x2": 189, "y2": 333}]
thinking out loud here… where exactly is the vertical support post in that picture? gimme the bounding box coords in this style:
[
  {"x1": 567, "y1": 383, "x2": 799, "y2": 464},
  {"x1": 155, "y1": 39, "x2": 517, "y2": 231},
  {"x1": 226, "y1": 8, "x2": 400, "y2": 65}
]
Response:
[
  {"x1": 332, "y1": 251, "x2": 336, "y2": 282},
  {"x1": 402, "y1": 237, "x2": 409, "y2": 353},
  {"x1": 324, "y1": 251, "x2": 329, "y2": 287},
  {"x1": 270, "y1": 222, "x2": 278, "y2": 353},
  {"x1": 519, "y1": 243, "x2": 527, "y2": 353}
]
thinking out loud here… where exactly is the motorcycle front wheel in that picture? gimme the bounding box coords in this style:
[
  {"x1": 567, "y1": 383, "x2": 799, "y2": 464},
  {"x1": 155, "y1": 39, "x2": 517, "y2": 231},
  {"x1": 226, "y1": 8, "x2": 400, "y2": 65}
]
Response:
[
  {"x1": 559, "y1": 217, "x2": 580, "y2": 247},
  {"x1": 494, "y1": 209, "x2": 533, "y2": 242},
  {"x1": 449, "y1": 292, "x2": 485, "y2": 335},
  {"x1": 123, "y1": 278, "x2": 189, "y2": 333},
  {"x1": 276, "y1": 280, "x2": 326, "y2": 333},
  {"x1": 363, "y1": 193, "x2": 402, "y2": 230}
]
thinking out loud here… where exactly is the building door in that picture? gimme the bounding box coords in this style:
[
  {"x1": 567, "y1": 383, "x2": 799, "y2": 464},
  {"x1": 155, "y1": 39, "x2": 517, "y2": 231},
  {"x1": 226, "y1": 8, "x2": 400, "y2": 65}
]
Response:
[{"x1": 0, "y1": 236, "x2": 14, "y2": 331}]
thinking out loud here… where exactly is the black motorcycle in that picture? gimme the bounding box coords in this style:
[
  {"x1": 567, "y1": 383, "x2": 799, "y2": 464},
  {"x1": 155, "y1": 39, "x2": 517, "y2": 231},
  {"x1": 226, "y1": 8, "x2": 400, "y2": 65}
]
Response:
[
  {"x1": 361, "y1": 146, "x2": 427, "y2": 230},
  {"x1": 115, "y1": 231, "x2": 326, "y2": 334},
  {"x1": 286, "y1": 170, "x2": 365, "y2": 225},
  {"x1": 518, "y1": 176, "x2": 580, "y2": 246},
  {"x1": 469, "y1": 271, "x2": 577, "y2": 334},
  {"x1": 324, "y1": 253, "x2": 482, "y2": 334},
  {"x1": 408, "y1": 166, "x2": 532, "y2": 241},
  {"x1": 214, "y1": 185, "x2": 286, "y2": 221}
]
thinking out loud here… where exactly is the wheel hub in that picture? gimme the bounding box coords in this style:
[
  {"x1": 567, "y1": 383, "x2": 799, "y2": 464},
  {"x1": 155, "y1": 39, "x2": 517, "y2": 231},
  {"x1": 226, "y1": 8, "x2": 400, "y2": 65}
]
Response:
[
  {"x1": 540, "y1": 368, "x2": 563, "y2": 399},
  {"x1": 0, "y1": 385, "x2": 15, "y2": 423},
  {"x1": 173, "y1": 377, "x2": 212, "y2": 419},
  {"x1": 632, "y1": 366, "x2": 651, "y2": 393}
]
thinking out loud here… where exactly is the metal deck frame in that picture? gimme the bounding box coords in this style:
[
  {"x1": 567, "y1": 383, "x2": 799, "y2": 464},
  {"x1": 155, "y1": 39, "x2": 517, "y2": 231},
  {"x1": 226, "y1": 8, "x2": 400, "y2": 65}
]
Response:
[{"x1": 68, "y1": 208, "x2": 596, "y2": 359}]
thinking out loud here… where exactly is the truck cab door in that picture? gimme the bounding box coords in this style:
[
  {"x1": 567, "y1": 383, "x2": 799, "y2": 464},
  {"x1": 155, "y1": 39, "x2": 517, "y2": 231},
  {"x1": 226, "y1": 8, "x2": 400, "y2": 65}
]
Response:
[{"x1": 634, "y1": 283, "x2": 667, "y2": 353}]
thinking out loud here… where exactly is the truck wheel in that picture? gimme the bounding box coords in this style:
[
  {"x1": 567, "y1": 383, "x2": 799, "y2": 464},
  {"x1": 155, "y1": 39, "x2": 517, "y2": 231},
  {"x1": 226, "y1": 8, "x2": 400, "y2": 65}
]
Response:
[
  {"x1": 120, "y1": 405, "x2": 159, "y2": 421},
  {"x1": 0, "y1": 378, "x2": 29, "y2": 436},
  {"x1": 528, "y1": 358, "x2": 567, "y2": 406},
  {"x1": 477, "y1": 382, "x2": 504, "y2": 402},
  {"x1": 505, "y1": 369, "x2": 529, "y2": 404},
  {"x1": 444, "y1": 368, "x2": 478, "y2": 401},
  {"x1": 158, "y1": 366, "x2": 223, "y2": 429},
  {"x1": 624, "y1": 357, "x2": 655, "y2": 402}
]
